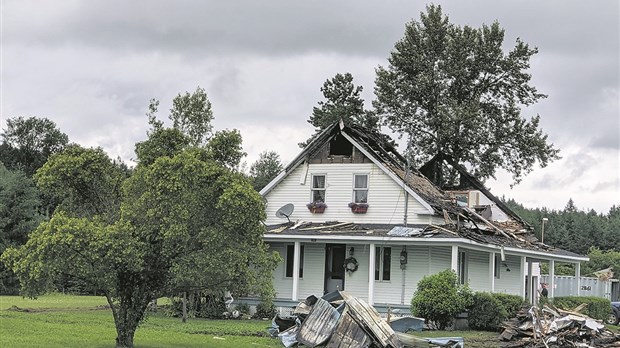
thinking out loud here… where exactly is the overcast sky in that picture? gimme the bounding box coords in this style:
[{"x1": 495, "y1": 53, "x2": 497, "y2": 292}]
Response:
[{"x1": 2, "y1": 0, "x2": 618, "y2": 213}]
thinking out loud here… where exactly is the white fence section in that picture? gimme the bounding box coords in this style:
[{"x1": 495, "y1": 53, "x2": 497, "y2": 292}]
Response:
[{"x1": 540, "y1": 275, "x2": 619, "y2": 300}]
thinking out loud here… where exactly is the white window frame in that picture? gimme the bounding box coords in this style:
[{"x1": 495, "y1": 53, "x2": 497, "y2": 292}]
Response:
[
  {"x1": 352, "y1": 173, "x2": 369, "y2": 203},
  {"x1": 374, "y1": 246, "x2": 391, "y2": 281},
  {"x1": 285, "y1": 244, "x2": 304, "y2": 279},
  {"x1": 494, "y1": 254, "x2": 501, "y2": 279},
  {"x1": 458, "y1": 250, "x2": 468, "y2": 284},
  {"x1": 310, "y1": 174, "x2": 326, "y2": 203}
]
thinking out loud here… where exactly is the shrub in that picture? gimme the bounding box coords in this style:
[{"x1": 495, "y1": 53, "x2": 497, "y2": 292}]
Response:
[
  {"x1": 550, "y1": 296, "x2": 611, "y2": 320},
  {"x1": 235, "y1": 302, "x2": 251, "y2": 315},
  {"x1": 468, "y1": 292, "x2": 508, "y2": 331},
  {"x1": 410, "y1": 269, "x2": 473, "y2": 330},
  {"x1": 493, "y1": 293, "x2": 527, "y2": 318},
  {"x1": 253, "y1": 300, "x2": 277, "y2": 319}
]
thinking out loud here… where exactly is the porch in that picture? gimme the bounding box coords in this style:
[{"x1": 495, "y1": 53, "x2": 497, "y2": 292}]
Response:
[{"x1": 266, "y1": 237, "x2": 588, "y2": 308}]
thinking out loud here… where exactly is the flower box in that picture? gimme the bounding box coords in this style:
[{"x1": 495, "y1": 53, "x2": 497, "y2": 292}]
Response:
[
  {"x1": 307, "y1": 202, "x2": 327, "y2": 214},
  {"x1": 348, "y1": 202, "x2": 368, "y2": 214}
]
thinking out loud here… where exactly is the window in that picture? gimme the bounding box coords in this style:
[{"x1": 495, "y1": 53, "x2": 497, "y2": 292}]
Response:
[
  {"x1": 329, "y1": 134, "x2": 353, "y2": 156},
  {"x1": 353, "y1": 174, "x2": 368, "y2": 203},
  {"x1": 494, "y1": 254, "x2": 501, "y2": 279},
  {"x1": 311, "y1": 175, "x2": 326, "y2": 203},
  {"x1": 458, "y1": 251, "x2": 468, "y2": 284},
  {"x1": 285, "y1": 245, "x2": 304, "y2": 278},
  {"x1": 374, "y1": 247, "x2": 391, "y2": 281},
  {"x1": 454, "y1": 193, "x2": 468, "y2": 207}
]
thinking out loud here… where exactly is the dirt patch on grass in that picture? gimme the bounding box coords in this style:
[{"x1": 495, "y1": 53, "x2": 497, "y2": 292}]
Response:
[{"x1": 6, "y1": 304, "x2": 111, "y2": 312}]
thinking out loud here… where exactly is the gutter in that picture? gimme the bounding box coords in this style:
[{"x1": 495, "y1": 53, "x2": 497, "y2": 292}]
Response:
[{"x1": 263, "y1": 234, "x2": 589, "y2": 263}]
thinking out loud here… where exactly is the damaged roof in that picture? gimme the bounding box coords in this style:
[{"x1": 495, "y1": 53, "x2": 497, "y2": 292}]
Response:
[
  {"x1": 261, "y1": 121, "x2": 583, "y2": 259},
  {"x1": 264, "y1": 221, "x2": 585, "y2": 260}
]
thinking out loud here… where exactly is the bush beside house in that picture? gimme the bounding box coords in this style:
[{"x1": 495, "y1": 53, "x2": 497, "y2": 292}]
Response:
[
  {"x1": 467, "y1": 292, "x2": 526, "y2": 331},
  {"x1": 410, "y1": 270, "x2": 473, "y2": 330},
  {"x1": 411, "y1": 270, "x2": 526, "y2": 331},
  {"x1": 548, "y1": 296, "x2": 611, "y2": 320}
]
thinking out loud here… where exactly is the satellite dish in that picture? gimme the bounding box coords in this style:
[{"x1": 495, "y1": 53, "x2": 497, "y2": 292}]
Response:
[{"x1": 276, "y1": 203, "x2": 294, "y2": 223}]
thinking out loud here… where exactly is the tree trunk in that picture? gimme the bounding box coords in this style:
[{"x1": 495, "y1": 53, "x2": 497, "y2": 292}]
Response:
[
  {"x1": 114, "y1": 307, "x2": 139, "y2": 348},
  {"x1": 182, "y1": 291, "x2": 187, "y2": 323},
  {"x1": 116, "y1": 328, "x2": 136, "y2": 348},
  {"x1": 112, "y1": 293, "x2": 150, "y2": 348}
]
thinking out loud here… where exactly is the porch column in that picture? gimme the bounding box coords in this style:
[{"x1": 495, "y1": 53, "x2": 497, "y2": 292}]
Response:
[
  {"x1": 575, "y1": 262, "x2": 581, "y2": 296},
  {"x1": 489, "y1": 253, "x2": 496, "y2": 292},
  {"x1": 451, "y1": 246, "x2": 458, "y2": 273},
  {"x1": 549, "y1": 260, "x2": 555, "y2": 298},
  {"x1": 520, "y1": 256, "x2": 527, "y2": 299},
  {"x1": 292, "y1": 241, "x2": 301, "y2": 301},
  {"x1": 368, "y1": 243, "x2": 376, "y2": 305},
  {"x1": 527, "y1": 259, "x2": 533, "y2": 304}
]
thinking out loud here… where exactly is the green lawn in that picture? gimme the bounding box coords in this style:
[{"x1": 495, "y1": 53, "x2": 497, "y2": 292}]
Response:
[
  {"x1": 0, "y1": 294, "x2": 280, "y2": 347},
  {"x1": 4, "y1": 294, "x2": 612, "y2": 347}
]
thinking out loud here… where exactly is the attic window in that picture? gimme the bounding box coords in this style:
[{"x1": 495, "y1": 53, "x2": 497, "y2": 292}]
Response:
[{"x1": 329, "y1": 134, "x2": 353, "y2": 156}]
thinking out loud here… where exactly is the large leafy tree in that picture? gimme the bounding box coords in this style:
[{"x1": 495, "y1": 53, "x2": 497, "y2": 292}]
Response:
[
  {"x1": 138, "y1": 88, "x2": 246, "y2": 170},
  {"x1": 3, "y1": 150, "x2": 278, "y2": 347},
  {"x1": 374, "y1": 5, "x2": 560, "y2": 185},
  {"x1": 134, "y1": 127, "x2": 190, "y2": 166},
  {"x1": 35, "y1": 145, "x2": 127, "y2": 223},
  {"x1": 250, "y1": 150, "x2": 284, "y2": 192},
  {"x1": 0, "y1": 116, "x2": 69, "y2": 176},
  {"x1": 301, "y1": 73, "x2": 381, "y2": 147},
  {"x1": 0, "y1": 163, "x2": 42, "y2": 294},
  {"x1": 204, "y1": 129, "x2": 246, "y2": 170},
  {"x1": 169, "y1": 86, "x2": 214, "y2": 147}
]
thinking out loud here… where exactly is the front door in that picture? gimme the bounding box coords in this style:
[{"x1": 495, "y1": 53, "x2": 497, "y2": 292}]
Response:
[{"x1": 324, "y1": 244, "x2": 346, "y2": 294}]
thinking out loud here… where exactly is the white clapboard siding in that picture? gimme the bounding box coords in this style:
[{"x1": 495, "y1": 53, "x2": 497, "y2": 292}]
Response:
[
  {"x1": 271, "y1": 243, "x2": 292, "y2": 299},
  {"x1": 343, "y1": 244, "x2": 370, "y2": 301},
  {"x1": 429, "y1": 246, "x2": 452, "y2": 274},
  {"x1": 494, "y1": 255, "x2": 523, "y2": 295},
  {"x1": 374, "y1": 245, "x2": 401, "y2": 305},
  {"x1": 405, "y1": 246, "x2": 431, "y2": 293},
  {"x1": 373, "y1": 245, "x2": 453, "y2": 305},
  {"x1": 467, "y1": 249, "x2": 491, "y2": 292},
  {"x1": 297, "y1": 243, "x2": 325, "y2": 299},
  {"x1": 264, "y1": 163, "x2": 430, "y2": 225}
]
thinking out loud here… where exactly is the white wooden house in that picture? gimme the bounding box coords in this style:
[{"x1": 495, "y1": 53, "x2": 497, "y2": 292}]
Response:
[{"x1": 259, "y1": 121, "x2": 587, "y2": 311}]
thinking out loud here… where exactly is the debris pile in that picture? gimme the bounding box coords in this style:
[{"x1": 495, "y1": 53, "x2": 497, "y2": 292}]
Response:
[
  {"x1": 269, "y1": 291, "x2": 463, "y2": 348},
  {"x1": 500, "y1": 304, "x2": 620, "y2": 347}
]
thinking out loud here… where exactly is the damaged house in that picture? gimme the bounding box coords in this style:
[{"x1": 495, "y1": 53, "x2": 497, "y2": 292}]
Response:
[{"x1": 256, "y1": 121, "x2": 587, "y2": 313}]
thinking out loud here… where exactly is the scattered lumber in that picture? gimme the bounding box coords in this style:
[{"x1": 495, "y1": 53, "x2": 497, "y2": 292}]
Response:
[
  {"x1": 269, "y1": 291, "x2": 463, "y2": 348},
  {"x1": 499, "y1": 305, "x2": 620, "y2": 347}
]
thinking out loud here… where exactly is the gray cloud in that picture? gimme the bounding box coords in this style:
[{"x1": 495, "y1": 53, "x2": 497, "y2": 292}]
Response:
[{"x1": 2, "y1": 0, "x2": 618, "y2": 213}]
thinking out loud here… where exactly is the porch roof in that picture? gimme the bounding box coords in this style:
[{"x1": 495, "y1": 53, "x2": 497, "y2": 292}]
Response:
[{"x1": 264, "y1": 221, "x2": 587, "y2": 261}]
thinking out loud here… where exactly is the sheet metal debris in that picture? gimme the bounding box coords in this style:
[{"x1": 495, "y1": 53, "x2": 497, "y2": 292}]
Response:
[
  {"x1": 269, "y1": 291, "x2": 464, "y2": 348},
  {"x1": 500, "y1": 304, "x2": 620, "y2": 347},
  {"x1": 388, "y1": 227, "x2": 424, "y2": 237}
]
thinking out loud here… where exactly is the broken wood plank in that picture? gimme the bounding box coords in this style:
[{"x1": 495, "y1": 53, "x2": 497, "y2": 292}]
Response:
[
  {"x1": 442, "y1": 209, "x2": 454, "y2": 225},
  {"x1": 464, "y1": 207, "x2": 514, "y2": 239},
  {"x1": 297, "y1": 298, "x2": 340, "y2": 347},
  {"x1": 428, "y1": 224, "x2": 459, "y2": 236},
  {"x1": 291, "y1": 220, "x2": 310, "y2": 229},
  {"x1": 326, "y1": 308, "x2": 373, "y2": 348},
  {"x1": 300, "y1": 222, "x2": 353, "y2": 231},
  {"x1": 269, "y1": 226, "x2": 289, "y2": 233},
  {"x1": 341, "y1": 291, "x2": 403, "y2": 348}
]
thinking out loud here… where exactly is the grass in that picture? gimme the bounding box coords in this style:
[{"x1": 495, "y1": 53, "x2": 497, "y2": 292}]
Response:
[
  {"x1": 2, "y1": 294, "x2": 616, "y2": 347},
  {"x1": 0, "y1": 293, "x2": 281, "y2": 347}
]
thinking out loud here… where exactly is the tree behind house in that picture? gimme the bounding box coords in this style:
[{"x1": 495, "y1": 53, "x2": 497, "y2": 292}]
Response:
[
  {"x1": 374, "y1": 5, "x2": 560, "y2": 186},
  {"x1": 250, "y1": 150, "x2": 283, "y2": 192},
  {"x1": 300, "y1": 72, "x2": 381, "y2": 147}
]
